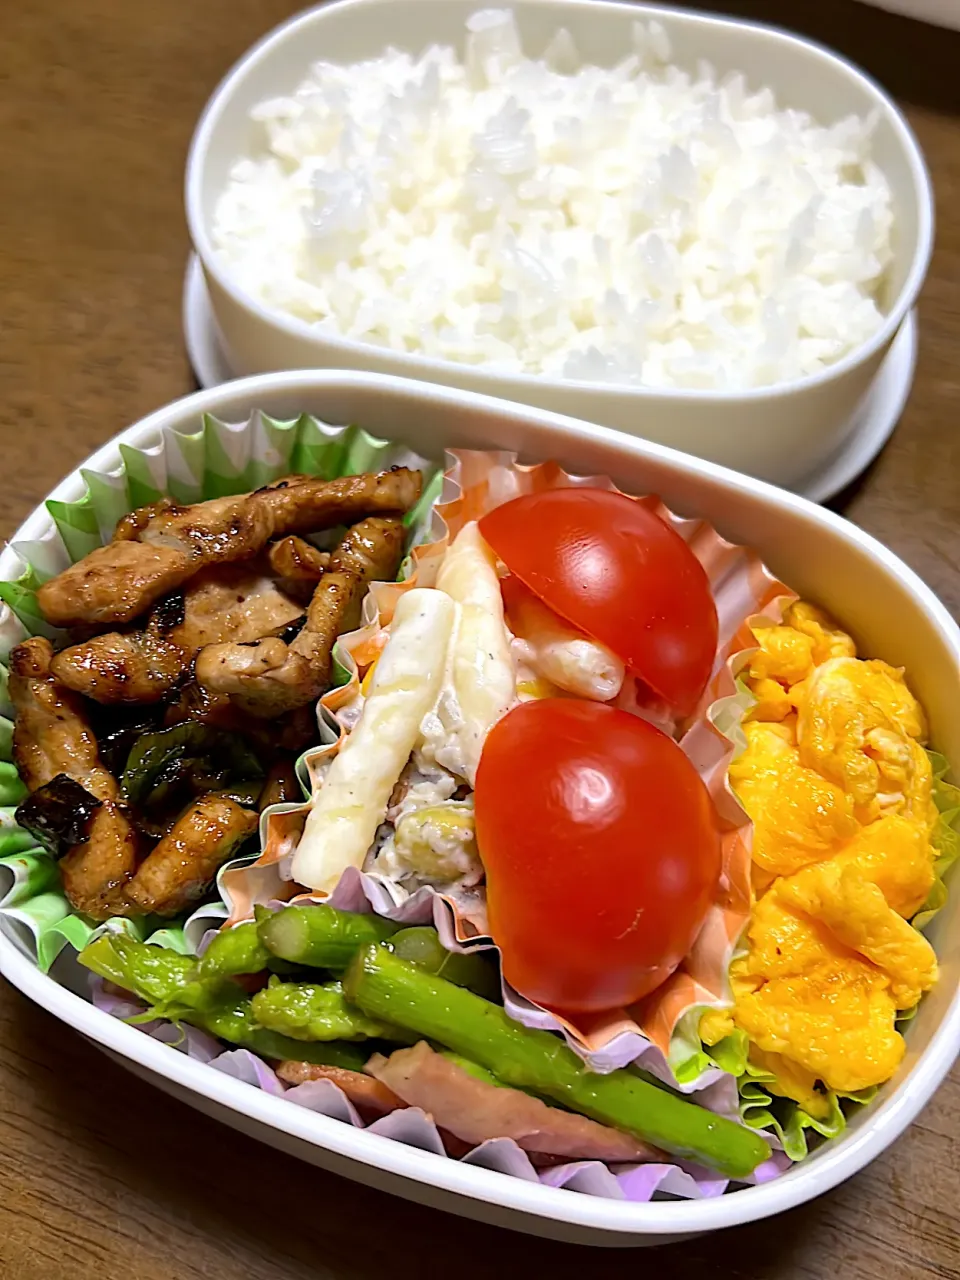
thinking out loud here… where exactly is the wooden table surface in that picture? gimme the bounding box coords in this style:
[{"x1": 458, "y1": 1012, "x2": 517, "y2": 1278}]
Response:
[{"x1": 2, "y1": 1, "x2": 959, "y2": 1276}]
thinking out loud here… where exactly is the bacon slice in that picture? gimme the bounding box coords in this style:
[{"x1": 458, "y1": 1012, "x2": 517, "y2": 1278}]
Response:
[
  {"x1": 276, "y1": 1061, "x2": 405, "y2": 1120},
  {"x1": 366, "y1": 1042, "x2": 662, "y2": 1163}
]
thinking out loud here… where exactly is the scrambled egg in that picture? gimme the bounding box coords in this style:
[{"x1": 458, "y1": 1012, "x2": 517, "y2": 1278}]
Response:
[
  {"x1": 798, "y1": 658, "x2": 931, "y2": 823},
  {"x1": 728, "y1": 722, "x2": 858, "y2": 878},
  {"x1": 703, "y1": 602, "x2": 939, "y2": 1111}
]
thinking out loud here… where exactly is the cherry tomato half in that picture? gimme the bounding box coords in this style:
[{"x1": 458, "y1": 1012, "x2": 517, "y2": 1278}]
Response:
[
  {"x1": 479, "y1": 488, "x2": 717, "y2": 716},
  {"x1": 474, "y1": 698, "x2": 721, "y2": 1013}
]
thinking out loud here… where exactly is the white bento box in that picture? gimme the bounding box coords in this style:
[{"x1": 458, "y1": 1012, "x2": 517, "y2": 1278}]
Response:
[{"x1": 0, "y1": 371, "x2": 957, "y2": 1246}]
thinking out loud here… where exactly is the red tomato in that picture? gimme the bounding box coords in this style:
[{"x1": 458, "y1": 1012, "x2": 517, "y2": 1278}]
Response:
[
  {"x1": 479, "y1": 488, "x2": 717, "y2": 716},
  {"x1": 474, "y1": 698, "x2": 721, "y2": 1013}
]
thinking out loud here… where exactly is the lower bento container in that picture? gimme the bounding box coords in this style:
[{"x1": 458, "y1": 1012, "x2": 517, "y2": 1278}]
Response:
[{"x1": 1, "y1": 371, "x2": 958, "y2": 1246}]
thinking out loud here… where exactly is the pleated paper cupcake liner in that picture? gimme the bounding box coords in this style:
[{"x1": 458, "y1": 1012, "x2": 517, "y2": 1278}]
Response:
[{"x1": 222, "y1": 448, "x2": 795, "y2": 1078}]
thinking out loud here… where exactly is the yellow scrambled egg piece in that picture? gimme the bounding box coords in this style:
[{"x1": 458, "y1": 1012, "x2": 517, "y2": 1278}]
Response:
[
  {"x1": 728, "y1": 721, "x2": 858, "y2": 877},
  {"x1": 781, "y1": 867, "x2": 935, "y2": 1008},
  {"x1": 699, "y1": 1005, "x2": 832, "y2": 1118},
  {"x1": 748, "y1": 623, "x2": 816, "y2": 687},
  {"x1": 705, "y1": 602, "x2": 940, "y2": 1105},
  {"x1": 797, "y1": 657, "x2": 930, "y2": 823},
  {"x1": 835, "y1": 814, "x2": 935, "y2": 919},
  {"x1": 783, "y1": 601, "x2": 858, "y2": 665},
  {"x1": 745, "y1": 603, "x2": 857, "y2": 724}
]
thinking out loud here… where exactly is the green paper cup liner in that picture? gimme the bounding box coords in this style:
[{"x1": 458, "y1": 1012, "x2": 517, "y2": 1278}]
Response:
[{"x1": 0, "y1": 412, "x2": 440, "y2": 969}]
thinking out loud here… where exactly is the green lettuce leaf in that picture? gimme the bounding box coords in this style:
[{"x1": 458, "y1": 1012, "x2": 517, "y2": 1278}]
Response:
[
  {"x1": 667, "y1": 1007, "x2": 721, "y2": 1083},
  {"x1": 741, "y1": 1080, "x2": 849, "y2": 1161},
  {"x1": 912, "y1": 751, "x2": 960, "y2": 932},
  {"x1": 668, "y1": 1008, "x2": 752, "y2": 1082}
]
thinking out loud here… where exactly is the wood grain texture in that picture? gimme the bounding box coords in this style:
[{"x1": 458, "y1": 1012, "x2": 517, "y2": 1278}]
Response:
[{"x1": 0, "y1": 1, "x2": 958, "y2": 1275}]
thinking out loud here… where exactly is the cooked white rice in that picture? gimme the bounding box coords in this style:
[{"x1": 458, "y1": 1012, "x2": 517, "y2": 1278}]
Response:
[{"x1": 211, "y1": 8, "x2": 894, "y2": 390}]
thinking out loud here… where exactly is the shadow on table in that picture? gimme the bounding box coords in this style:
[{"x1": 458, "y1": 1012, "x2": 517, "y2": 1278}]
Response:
[
  {"x1": 824, "y1": 450, "x2": 885, "y2": 516},
  {"x1": 691, "y1": 0, "x2": 960, "y2": 116},
  {"x1": 6, "y1": 988, "x2": 833, "y2": 1280}
]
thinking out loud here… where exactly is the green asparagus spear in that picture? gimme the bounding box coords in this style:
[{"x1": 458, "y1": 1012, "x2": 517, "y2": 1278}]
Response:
[
  {"x1": 200, "y1": 986, "x2": 367, "y2": 1069},
  {"x1": 434, "y1": 1050, "x2": 559, "y2": 1106},
  {"x1": 82, "y1": 933, "x2": 205, "y2": 1006},
  {"x1": 259, "y1": 904, "x2": 498, "y2": 997},
  {"x1": 79, "y1": 933, "x2": 367, "y2": 1070},
  {"x1": 258, "y1": 903, "x2": 400, "y2": 969},
  {"x1": 389, "y1": 927, "x2": 501, "y2": 1000},
  {"x1": 344, "y1": 946, "x2": 770, "y2": 1179},
  {"x1": 251, "y1": 977, "x2": 397, "y2": 1042},
  {"x1": 197, "y1": 921, "x2": 270, "y2": 981},
  {"x1": 437, "y1": 1051, "x2": 502, "y2": 1087}
]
